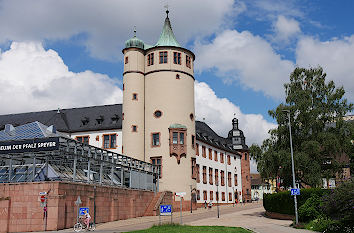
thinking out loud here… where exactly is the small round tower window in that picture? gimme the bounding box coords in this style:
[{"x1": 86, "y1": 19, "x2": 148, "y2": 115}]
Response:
[
  {"x1": 154, "y1": 110, "x2": 162, "y2": 118},
  {"x1": 176, "y1": 74, "x2": 180, "y2": 79},
  {"x1": 190, "y1": 113, "x2": 194, "y2": 121}
]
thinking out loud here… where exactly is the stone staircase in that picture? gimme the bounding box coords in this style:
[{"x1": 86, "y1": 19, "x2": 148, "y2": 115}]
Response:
[{"x1": 143, "y1": 191, "x2": 169, "y2": 216}]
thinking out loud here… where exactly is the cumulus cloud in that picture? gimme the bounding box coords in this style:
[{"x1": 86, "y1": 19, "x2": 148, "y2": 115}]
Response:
[
  {"x1": 0, "y1": 41, "x2": 122, "y2": 114},
  {"x1": 0, "y1": 0, "x2": 235, "y2": 60},
  {"x1": 273, "y1": 15, "x2": 301, "y2": 43},
  {"x1": 195, "y1": 81, "x2": 276, "y2": 146},
  {"x1": 296, "y1": 36, "x2": 354, "y2": 101},
  {"x1": 194, "y1": 29, "x2": 294, "y2": 99}
]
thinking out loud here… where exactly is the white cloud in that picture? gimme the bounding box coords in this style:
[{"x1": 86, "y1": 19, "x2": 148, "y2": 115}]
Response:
[
  {"x1": 0, "y1": 0, "x2": 235, "y2": 60},
  {"x1": 0, "y1": 41, "x2": 122, "y2": 114},
  {"x1": 296, "y1": 36, "x2": 354, "y2": 101},
  {"x1": 273, "y1": 15, "x2": 301, "y2": 43},
  {"x1": 194, "y1": 29, "x2": 294, "y2": 99},
  {"x1": 195, "y1": 81, "x2": 276, "y2": 146}
]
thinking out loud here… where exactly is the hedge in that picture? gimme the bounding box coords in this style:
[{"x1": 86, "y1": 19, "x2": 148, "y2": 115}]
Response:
[{"x1": 263, "y1": 188, "x2": 329, "y2": 215}]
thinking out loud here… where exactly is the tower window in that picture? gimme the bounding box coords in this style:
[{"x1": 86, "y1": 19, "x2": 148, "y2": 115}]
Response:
[
  {"x1": 147, "y1": 53, "x2": 154, "y2": 66},
  {"x1": 173, "y1": 52, "x2": 181, "y2": 64},
  {"x1": 159, "y1": 51, "x2": 168, "y2": 64},
  {"x1": 190, "y1": 113, "x2": 194, "y2": 120},
  {"x1": 186, "y1": 55, "x2": 191, "y2": 68},
  {"x1": 154, "y1": 110, "x2": 162, "y2": 118},
  {"x1": 176, "y1": 74, "x2": 180, "y2": 79},
  {"x1": 179, "y1": 132, "x2": 184, "y2": 145},
  {"x1": 132, "y1": 125, "x2": 137, "y2": 132},
  {"x1": 125, "y1": 56, "x2": 128, "y2": 64},
  {"x1": 103, "y1": 134, "x2": 116, "y2": 149},
  {"x1": 172, "y1": 132, "x2": 178, "y2": 144},
  {"x1": 152, "y1": 132, "x2": 160, "y2": 147},
  {"x1": 123, "y1": 83, "x2": 125, "y2": 91},
  {"x1": 132, "y1": 93, "x2": 138, "y2": 100},
  {"x1": 191, "y1": 135, "x2": 195, "y2": 149}
]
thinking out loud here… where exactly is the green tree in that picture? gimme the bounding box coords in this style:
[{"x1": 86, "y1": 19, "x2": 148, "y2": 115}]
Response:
[{"x1": 256, "y1": 67, "x2": 353, "y2": 187}]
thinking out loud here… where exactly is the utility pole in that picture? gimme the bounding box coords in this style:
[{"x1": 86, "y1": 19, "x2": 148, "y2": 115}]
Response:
[
  {"x1": 283, "y1": 110, "x2": 299, "y2": 225},
  {"x1": 216, "y1": 181, "x2": 220, "y2": 218}
]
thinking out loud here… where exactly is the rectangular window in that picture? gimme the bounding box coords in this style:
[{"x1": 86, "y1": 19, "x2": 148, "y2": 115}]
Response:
[
  {"x1": 196, "y1": 164, "x2": 200, "y2": 183},
  {"x1": 172, "y1": 132, "x2": 178, "y2": 144},
  {"x1": 227, "y1": 155, "x2": 231, "y2": 165},
  {"x1": 159, "y1": 51, "x2": 168, "y2": 64},
  {"x1": 197, "y1": 190, "x2": 200, "y2": 200},
  {"x1": 210, "y1": 191, "x2": 214, "y2": 200},
  {"x1": 103, "y1": 134, "x2": 116, "y2": 149},
  {"x1": 191, "y1": 158, "x2": 197, "y2": 179},
  {"x1": 220, "y1": 153, "x2": 224, "y2": 163},
  {"x1": 214, "y1": 150, "x2": 218, "y2": 161},
  {"x1": 229, "y1": 192, "x2": 232, "y2": 202},
  {"x1": 221, "y1": 170, "x2": 225, "y2": 186},
  {"x1": 216, "y1": 191, "x2": 219, "y2": 201},
  {"x1": 215, "y1": 169, "x2": 218, "y2": 185},
  {"x1": 234, "y1": 174, "x2": 238, "y2": 186},
  {"x1": 152, "y1": 133, "x2": 160, "y2": 146},
  {"x1": 228, "y1": 172, "x2": 232, "y2": 187},
  {"x1": 132, "y1": 125, "x2": 137, "y2": 132},
  {"x1": 209, "y1": 167, "x2": 213, "y2": 185},
  {"x1": 125, "y1": 56, "x2": 128, "y2": 64},
  {"x1": 203, "y1": 190, "x2": 207, "y2": 200},
  {"x1": 147, "y1": 53, "x2": 154, "y2": 66},
  {"x1": 173, "y1": 52, "x2": 181, "y2": 64},
  {"x1": 76, "y1": 135, "x2": 89, "y2": 144},
  {"x1": 202, "y1": 146, "x2": 206, "y2": 158},
  {"x1": 186, "y1": 55, "x2": 191, "y2": 68},
  {"x1": 192, "y1": 135, "x2": 195, "y2": 149},
  {"x1": 245, "y1": 153, "x2": 248, "y2": 161},
  {"x1": 222, "y1": 192, "x2": 225, "y2": 201},
  {"x1": 132, "y1": 93, "x2": 138, "y2": 100},
  {"x1": 203, "y1": 166, "x2": 207, "y2": 184},
  {"x1": 179, "y1": 132, "x2": 184, "y2": 144},
  {"x1": 209, "y1": 148, "x2": 212, "y2": 160},
  {"x1": 151, "y1": 157, "x2": 162, "y2": 178},
  {"x1": 196, "y1": 143, "x2": 199, "y2": 156}
]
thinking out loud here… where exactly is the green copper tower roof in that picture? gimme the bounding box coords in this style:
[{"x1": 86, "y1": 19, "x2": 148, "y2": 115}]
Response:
[
  {"x1": 125, "y1": 28, "x2": 145, "y2": 50},
  {"x1": 155, "y1": 10, "x2": 181, "y2": 47}
]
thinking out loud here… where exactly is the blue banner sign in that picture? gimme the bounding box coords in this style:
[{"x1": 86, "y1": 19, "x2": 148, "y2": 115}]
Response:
[
  {"x1": 79, "y1": 207, "x2": 89, "y2": 216},
  {"x1": 291, "y1": 188, "x2": 300, "y2": 196},
  {"x1": 160, "y1": 205, "x2": 172, "y2": 216}
]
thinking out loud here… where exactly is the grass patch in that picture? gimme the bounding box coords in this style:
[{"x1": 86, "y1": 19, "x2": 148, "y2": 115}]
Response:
[{"x1": 130, "y1": 224, "x2": 252, "y2": 233}]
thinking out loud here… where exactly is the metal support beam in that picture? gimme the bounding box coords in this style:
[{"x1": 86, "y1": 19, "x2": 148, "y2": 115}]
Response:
[
  {"x1": 110, "y1": 166, "x2": 114, "y2": 185},
  {"x1": 99, "y1": 163, "x2": 103, "y2": 185},
  {"x1": 32, "y1": 155, "x2": 36, "y2": 181},
  {"x1": 8, "y1": 158, "x2": 12, "y2": 182},
  {"x1": 87, "y1": 159, "x2": 91, "y2": 183},
  {"x1": 73, "y1": 155, "x2": 77, "y2": 182}
]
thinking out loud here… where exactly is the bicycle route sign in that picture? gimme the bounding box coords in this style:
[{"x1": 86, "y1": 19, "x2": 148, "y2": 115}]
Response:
[
  {"x1": 291, "y1": 188, "x2": 300, "y2": 196},
  {"x1": 79, "y1": 207, "x2": 89, "y2": 216},
  {"x1": 160, "y1": 205, "x2": 172, "y2": 216}
]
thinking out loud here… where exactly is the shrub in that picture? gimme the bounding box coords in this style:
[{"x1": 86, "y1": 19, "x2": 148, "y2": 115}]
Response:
[
  {"x1": 263, "y1": 188, "x2": 329, "y2": 216},
  {"x1": 305, "y1": 217, "x2": 338, "y2": 232},
  {"x1": 298, "y1": 194, "x2": 322, "y2": 222},
  {"x1": 321, "y1": 179, "x2": 354, "y2": 227}
]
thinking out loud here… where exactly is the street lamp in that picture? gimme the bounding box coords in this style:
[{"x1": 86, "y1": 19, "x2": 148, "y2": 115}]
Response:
[
  {"x1": 283, "y1": 109, "x2": 299, "y2": 225},
  {"x1": 190, "y1": 185, "x2": 193, "y2": 213}
]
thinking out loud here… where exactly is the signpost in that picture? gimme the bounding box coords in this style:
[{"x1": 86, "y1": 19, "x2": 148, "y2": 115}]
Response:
[
  {"x1": 38, "y1": 191, "x2": 48, "y2": 231},
  {"x1": 291, "y1": 188, "x2": 300, "y2": 196},
  {"x1": 159, "y1": 204, "x2": 172, "y2": 225},
  {"x1": 75, "y1": 196, "x2": 82, "y2": 223},
  {"x1": 79, "y1": 207, "x2": 89, "y2": 216},
  {"x1": 175, "y1": 192, "x2": 186, "y2": 224}
]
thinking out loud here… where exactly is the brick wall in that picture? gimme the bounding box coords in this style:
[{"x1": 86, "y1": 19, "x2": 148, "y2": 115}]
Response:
[
  {"x1": 240, "y1": 151, "x2": 251, "y2": 202},
  {"x1": 0, "y1": 181, "x2": 156, "y2": 232}
]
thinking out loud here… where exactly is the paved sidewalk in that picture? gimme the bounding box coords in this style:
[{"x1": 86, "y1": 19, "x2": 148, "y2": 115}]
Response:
[{"x1": 32, "y1": 202, "x2": 314, "y2": 233}]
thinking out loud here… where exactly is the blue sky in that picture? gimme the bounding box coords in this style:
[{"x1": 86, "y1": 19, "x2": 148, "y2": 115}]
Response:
[{"x1": 0, "y1": 0, "x2": 353, "y2": 150}]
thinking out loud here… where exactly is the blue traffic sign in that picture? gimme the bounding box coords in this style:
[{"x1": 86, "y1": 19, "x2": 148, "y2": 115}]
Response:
[
  {"x1": 291, "y1": 188, "x2": 300, "y2": 196},
  {"x1": 160, "y1": 205, "x2": 172, "y2": 216},
  {"x1": 79, "y1": 207, "x2": 89, "y2": 216}
]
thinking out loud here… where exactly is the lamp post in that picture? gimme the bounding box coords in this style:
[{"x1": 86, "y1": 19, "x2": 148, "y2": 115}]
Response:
[
  {"x1": 190, "y1": 185, "x2": 193, "y2": 213},
  {"x1": 283, "y1": 110, "x2": 299, "y2": 225}
]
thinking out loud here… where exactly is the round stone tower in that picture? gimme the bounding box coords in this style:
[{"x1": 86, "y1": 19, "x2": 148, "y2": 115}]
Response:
[
  {"x1": 122, "y1": 10, "x2": 196, "y2": 199},
  {"x1": 122, "y1": 30, "x2": 145, "y2": 160}
]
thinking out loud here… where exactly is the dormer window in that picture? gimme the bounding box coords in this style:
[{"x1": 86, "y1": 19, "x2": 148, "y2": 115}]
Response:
[
  {"x1": 96, "y1": 116, "x2": 104, "y2": 125},
  {"x1": 81, "y1": 117, "x2": 89, "y2": 126},
  {"x1": 159, "y1": 51, "x2": 168, "y2": 64},
  {"x1": 111, "y1": 114, "x2": 120, "y2": 124}
]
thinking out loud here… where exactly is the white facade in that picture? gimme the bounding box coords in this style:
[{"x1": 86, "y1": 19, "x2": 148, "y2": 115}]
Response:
[
  {"x1": 195, "y1": 141, "x2": 243, "y2": 204},
  {"x1": 251, "y1": 184, "x2": 272, "y2": 200},
  {"x1": 70, "y1": 129, "x2": 123, "y2": 154}
]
